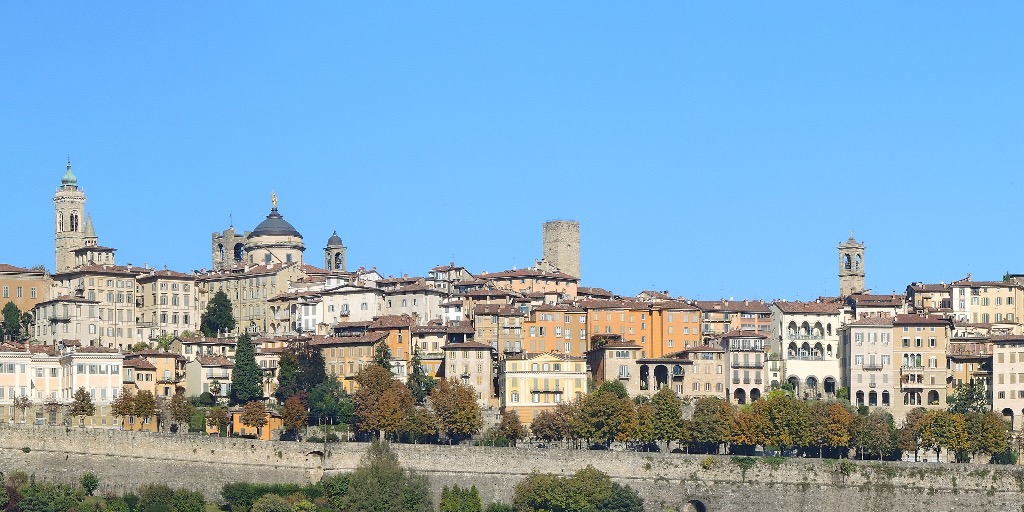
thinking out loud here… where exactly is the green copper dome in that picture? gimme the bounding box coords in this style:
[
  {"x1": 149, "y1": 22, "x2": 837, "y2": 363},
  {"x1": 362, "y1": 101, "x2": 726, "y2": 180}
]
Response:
[{"x1": 61, "y1": 159, "x2": 77, "y2": 186}]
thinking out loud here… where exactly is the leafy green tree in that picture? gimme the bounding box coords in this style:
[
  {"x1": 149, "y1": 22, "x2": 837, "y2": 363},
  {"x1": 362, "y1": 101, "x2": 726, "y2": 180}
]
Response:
[
  {"x1": 809, "y1": 401, "x2": 852, "y2": 457},
  {"x1": 406, "y1": 349, "x2": 436, "y2": 404},
  {"x1": 378, "y1": 382, "x2": 415, "y2": 441},
  {"x1": 275, "y1": 349, "x2": 299, "y2": 402},
  {"x1": 920, "y1": 410, "x2": 969, "y2": 461},
  {"x1": 138, "y1": 483, "x2": 176, "y2": 512},
  {"x1": 898, "y1": 407, "x2": 928, "y2": 461},
  {"x1": 2, "y1": 301, "x2": 21, "y2": 340},
  {"x1": 575, "y1": 388, "x2": 637, "y2": 447},
  {"x1": 231, "y1": 334, "x2": 264, "y2": 405},
  {"x1": 751, "y1": 391, "x2": 812, "y2": 452},
  {"x1": 200, "y1": 290, "x2": 235, "y2": 336},
  {"x1": 80, "y1": 472, "x2": 99, "y2": 496},
  {"x1": 12, "y1": 395, "x2": 32, "y2": 424},
  {"x1": 948, "y1": 380, "x2": 991, "y2": 414},
  {"x1": 431, "y1": 378, "x2": 483, "y2": 443},
  {"x1": 596, "y1": 380, "x2": 629, "y2": 399},
  {"x1": 373, "y1": 340, "x2": 393, "y2": 372},
  {"x1": 485, "y1": 505, "x2": 514, "y2": 512},
  {"x1": 650, "y1": 386, "x2": 683, "y2": 448},
  {"x1": 297, "y1": 343, "x2": 328, "y2": 394},
  {"x1": 600, "y1": 483, "x2": 644, "y2": 512},
  {"x1": 691, "y1": 397, "x2": 734, "y2": 452},
  {"x1": 18, "y1": 311, "x2": 32, "y2": 341},
  {"x1": 168, "y1": 392, "x2": 195, "y2": 433},
  {"x1": 344, "y1": 440, "x2": 432, "y2": 512},
  {"x1": 530, "y1": 409, "x2": 566, "y2": 444},
  {"x1": 354, "y1": 364, "x2": 398, "y2": 434},
  {"x1": 172, "y1": 489, "x2": 206, "y2": 512},
  {"x1": 69, "y1": 386, "x2": 95, "y2": 426},
  {"x1": 512, "y1": 465, "x2": 642, "y2": 512},
  {"x1": 309, "y1": 377, "x2": 351, "y2": 425},
  {"x1": 965, "y1": 411, "x2": 1010, "y2": 462},
  {"x1": 440, "y1": 484, "x2": 482, "y2": 512},
  {"x1": 251, "y1": 494, "x2": 292, "y2": 512},
  {"x1": 404, "y1": 406, "x2": 439, "y2": 444}
]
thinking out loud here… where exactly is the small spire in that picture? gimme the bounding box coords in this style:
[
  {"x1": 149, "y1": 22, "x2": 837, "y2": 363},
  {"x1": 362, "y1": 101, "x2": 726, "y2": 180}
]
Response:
[
  {"x1": 61, "y1": 158, "x2": 78, "y2": 187},
  {"x1": 84, "y1": 214, "x2": 96, "y2": 238}
]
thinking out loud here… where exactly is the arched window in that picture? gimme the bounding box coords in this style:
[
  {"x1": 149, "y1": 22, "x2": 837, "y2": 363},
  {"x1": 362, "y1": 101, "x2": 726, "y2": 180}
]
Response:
[
  {"x1": 233, "y1": 243, "x2": 244, "y2": 262},
  {"x1": 325, "y1": 253, "x2": 332, "y2": 270},
  {"x1": 218, "y1": 244, "x2": 225, "y2": 262},
  {"x1": 855, "y1": 254, "x2": 861, "y2": 270},
  {"x1": 58, "y1": 213, "x2": 64, "y2": 232},
  {"x1": 843, "y1": 253, "x2": 852, "y2": 270},
  {"x1": 335, "y1": 253, "x2": 343, "y2": 269},
  {"x1": 69, "y1": 211, "x2": 79, "y2": 232}
]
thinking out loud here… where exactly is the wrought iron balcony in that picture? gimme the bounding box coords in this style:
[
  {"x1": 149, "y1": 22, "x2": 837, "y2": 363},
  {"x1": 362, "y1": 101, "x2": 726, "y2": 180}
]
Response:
[{"x1": 862, "y1": 363, "x2": 884, "y2": 371}]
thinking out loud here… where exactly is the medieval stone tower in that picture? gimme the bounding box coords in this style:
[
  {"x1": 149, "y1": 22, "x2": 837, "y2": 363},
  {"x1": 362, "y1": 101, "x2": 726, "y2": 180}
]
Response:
[
  {"x1": 54, "y1": 159, "x2": 87, "y2": 273},
  {"x1": 838, "y1": 233, "x2": 865, "y2": 297},
  {"x1": 325, "y1": 231, "x2": 347, "y2": 272},
  {"x1": 542, "y1": 220, "x2": 580, "y2": 279}
]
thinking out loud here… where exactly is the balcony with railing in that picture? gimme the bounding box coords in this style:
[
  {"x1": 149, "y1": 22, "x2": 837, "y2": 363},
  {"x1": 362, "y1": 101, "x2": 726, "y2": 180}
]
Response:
[
  {"x1": 732, "y1": 378, "x2": 741, "y2": 384},
  {"x1": 49, "y1": 313, "x2": 71, "y2": 323},
  {"x1": 862, "y1": 363, "x2": 884, "y2": 371},
  {"x1": 786, "y1": 333, "x2": 824, "y2": 340},
  {"x1": 732, "y1": 360, "x2": 765, "y2": 369}
]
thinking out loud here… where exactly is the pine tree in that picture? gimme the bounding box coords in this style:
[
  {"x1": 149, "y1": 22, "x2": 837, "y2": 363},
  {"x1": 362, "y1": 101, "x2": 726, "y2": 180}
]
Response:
[
  {"x1": 2, "y1": 301, "x2": 20, "y2": 340},
  {"x1": 230, "y1": 334, "x2": 264, "y2": 405},
  {"x1": 406, "y1": 349, "x2": 436, "y2": 404},
  {"x1": 297, "y1": 343, "x2": 327, "y2": 394},
  {"x1": 200, "y1": 290, "x2": 235, "y2": 337},
  {"x1": 373, "y1": 341, "x2": 393, "y2": 372},
  {"x1": 275, "y1": 349, "x2": 299, "y2": 402}
]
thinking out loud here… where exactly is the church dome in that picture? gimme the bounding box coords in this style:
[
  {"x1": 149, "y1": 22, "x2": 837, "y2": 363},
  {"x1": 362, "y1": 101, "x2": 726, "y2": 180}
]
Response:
[
  {"x1": 327, "y1": 230, "x2": 343, "y2": 247},
  {"x1": 61, "y1": 159, "x2": 77, "y2": 186},
  {"x1": 249, "y1": 207, "x2": 302, "y2": 239}
]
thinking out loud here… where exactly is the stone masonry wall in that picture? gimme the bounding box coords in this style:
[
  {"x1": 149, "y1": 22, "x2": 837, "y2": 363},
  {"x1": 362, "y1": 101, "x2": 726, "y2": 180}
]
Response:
[{"x1": 2, "y1": 425, "x2": 1024, "y2": 512}]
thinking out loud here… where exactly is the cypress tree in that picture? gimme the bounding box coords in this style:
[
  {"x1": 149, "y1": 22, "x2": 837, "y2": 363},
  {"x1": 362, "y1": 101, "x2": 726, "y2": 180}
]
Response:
[
  {"x1": 200, "y1": 290, "x2": 236, "y2": 337},
  {"x1": 230, "y1": 334, "x2": 263, "y2": 405}
]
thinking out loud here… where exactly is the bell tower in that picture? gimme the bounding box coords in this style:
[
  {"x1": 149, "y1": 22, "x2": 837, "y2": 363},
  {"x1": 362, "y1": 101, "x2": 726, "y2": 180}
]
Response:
[
  {"x1": 325, "y1": 231, "x2": 346, "y2": 272},
  {"x1": 54, "y1": 159, "x2": 87, "y2": 273},
  {"x1": 838, "y1": 232, "x2": 865, "y2": 297}
]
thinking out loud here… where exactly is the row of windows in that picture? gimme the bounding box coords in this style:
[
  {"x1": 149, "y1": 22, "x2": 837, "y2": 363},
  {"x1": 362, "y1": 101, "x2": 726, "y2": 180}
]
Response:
[
  {"x1": 901, "y1": 337, "x2": 938, "y2": 348},
  {"x1": 75, "y1": 364, "x2": 121, "y2": 375},
  {"x1": 1, "y1": 287, "x2": 36, "y2": 299}
]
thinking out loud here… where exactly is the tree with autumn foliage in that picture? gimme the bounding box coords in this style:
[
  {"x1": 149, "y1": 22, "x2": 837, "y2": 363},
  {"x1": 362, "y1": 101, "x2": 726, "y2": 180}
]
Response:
[
  {"x1": 920, "y1": 410, "x2": 969, "y2": 462},
  {"x1": 431, "y1": 378, "x2": 482, "y2": 443},
  {"x1": 207, "y1": 406, "x2": 231, "y2": 436},
  {"x1": 498, "y1": 409, "x2": 527, "y2": 445},
  {"x1": 168, "y1": 391, "x2": 195, "y2": 434},
  {"x1": 809, "y1": 401, "x2": 853, "y2": 457},
  {"x1": 531, "y1": 409, "x2": 566, "y2": 445},
  {"x1": 353, "y1": 364, "x2": 398, "y2": 435},
  {"x1": 378, "y1": 382, "x2": 415, "y2": 441},
  {"x1": 281, "y1": 395, "x2": 308, "y2": 438},
  {"x1": 964, "y1": 411, "x2": 1010, "y2": 462},
  {"x1": 690, "y1": 397, "x2": 734, "y2": 453},
  {"x1": 404, "y1": 406, "x2": 439, "y2": 444},
  {"x1": 850, "y1": 409, "x2": 895, "y2": 460},
  {"x1": 729, "y1": 405, "x2": 766, "y2": 454},
  {"x1": 898, "y1": 407, "x2": 928, "y2": 461},
  {"x1": 575, "y1": 387, "x2": 637, "y2": 447},
  {"x1": 240, "y1": 400, "x2": 268, "y2": 435},
  {"x1": 134, "y1": 390, "x2": 158, "y2": 428},
  {"x1": 751, "y1": 391, "x2": 812, "y2": 453}
]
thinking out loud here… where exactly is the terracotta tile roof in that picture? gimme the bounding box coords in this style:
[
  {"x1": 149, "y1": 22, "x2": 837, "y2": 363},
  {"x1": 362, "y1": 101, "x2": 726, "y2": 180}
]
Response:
[
  {"x1": 846, "y1": 317, "x2": 894, "y2": 326},
  {"x1": 36, "y1": 295, "x2": 100, "y2": 306},
  {"x1": 447, "y1": 324, "x2": 475, "y2": 334},
  {"x1": 430, "y1": 263, "x2": 467, "y2": 272},
  {"x1": 473, "y1": 304, "x2": 521, "y2": 316},
  {"x1": 74, "y1": 346, "x2": 120, "y2": 354},
  {"x1": 772, "y1": 300, "x2": 844, "y2": 314},
  {"x1": 136, "y1": 269, "x2": 193, "y2": 280},
  {"x1": 0, "y1": 264, "x2": 45, "y2": 274},
  {"x1": 333, "y1": 320, "x2": 373, "y2": 329},
  {"x1": 70, "y1": 245, "x2": 117, "y2": 253},
  {"x1": 314, "y1": 332, "x2": 389, "y2": 347},
  {"x1": 389, "y1": 282, "x2": 446, "y2": 294},
  {"x1": 534, "y1": 303, "x2": 585, "y2": 313},
  {"x1": 442, "y1": 341, "x2": 494, "y2": 350},
  {"x1": 478, "y1": 268, "x2": 578, "y2": 281},
  {"x1": 908, "y1": 283, "x2": 951, "y2": 292},
  {"x1": 123, "y1": 358, "x2": 157, "y2": 370},
  {"x1": 300, "y1": 264, "x2": 329, "y2": 275},
  {"x1": 195, "y1": 355, "x2": 234, "y2": 366},
  {"x1": 460, "y1": 288, "x2": 518, "y2": 298},
  {"x1": 893, "y1": 314, "x2": 951, "y2": 326},
  {"x1": 0, "y1": 343, "x2": 26, "y2": 353},
  {"x1": 503, "y1": 351, "x2": 587, "y2": 362},
  {"x1": 722, "y1": 330, "x2": 768, "y2": 339},
  {"x1": 177, "y1": 336, "x2": 236, "y2": 345},
  {"x1": 652, "y1": 300, "x2": 699, "y2": 312},
  {"x1": 55, "y1": 264, "x2": 148, "y2": 277},
  {"x1": 197, "y1": 262, "x2": 300, "y2": 280},
  {"x1": 847, "y1": 294, "x2": 905, "y2": 307},
  {"x1": 990, "y1": 335, "x2": 1024, "y2": 343},
  {"x1": 369, "y1": 315, "x2": 414, "y2": 329},
  {"x1": 577, "y1": 286, "x2": 614, "y2": 298},
  {"x1": 377, "y1": 277, "x2": 422, "y2": 285},
  {"x1": 694, "y1": 300, "x2": 770, "y2": 313},
  {"x1": 591, "y1": 340, "x2": 642, "y2": 350},
  {"x1": 579, "y1": 299, "x2": 650, "y2": 310},
  {"x1": 28, "y1": 345, "x2": 56, "y2": 355},
  {"x1": 130, "y1": 349, "x2": 186, "y2": 360}
]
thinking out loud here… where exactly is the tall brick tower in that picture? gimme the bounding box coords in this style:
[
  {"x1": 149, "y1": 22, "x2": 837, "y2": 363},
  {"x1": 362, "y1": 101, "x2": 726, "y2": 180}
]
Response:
[
  {"x1": 542, "y1": 220, "x2": 580, "y2": 279},
  {"x1": 54, "y1": 159, "x2": 87, "y2": 273}
]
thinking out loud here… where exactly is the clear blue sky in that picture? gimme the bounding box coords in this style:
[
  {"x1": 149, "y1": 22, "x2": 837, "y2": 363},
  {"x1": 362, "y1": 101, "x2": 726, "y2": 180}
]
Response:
[{"x1": 3, "y1": 3, "x2": 1022, "y2": 300}]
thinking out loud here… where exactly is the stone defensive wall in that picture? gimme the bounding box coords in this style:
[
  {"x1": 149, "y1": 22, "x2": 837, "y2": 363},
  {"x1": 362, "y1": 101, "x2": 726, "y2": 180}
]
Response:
[{"x1": 2, "y1": 425, "x2": 1024, "y2": 511}]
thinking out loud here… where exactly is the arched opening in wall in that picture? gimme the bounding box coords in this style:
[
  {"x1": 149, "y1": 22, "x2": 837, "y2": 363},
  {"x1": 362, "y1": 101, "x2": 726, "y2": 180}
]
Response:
[
  {"x1": 683, "y1": 499, "x2": 707, "y2": 512},
  {"x1": 639, "y1": 365, "x2": 650, "y2": 391},
  {"x1": 868, "y1": 391, "x2": 877, "y2": 406},
  {"x1": 855, "y1": 254, "x2": 861, "y2": 270},
  {"x1": 844, "y1": 253, "x2": 852, "y2": 270},
  {"x1": 823, "y1": 377, "x2": 836, "y2": 396},
  {"x1": 335, "y1": 253, "x2": 343, "y2": 270},
  {"x1": 812, "y1": 322, "x2": 823, "y2": 337},
  {"x1": 233, "y1": 243, "x2": 244, "y2": 262},
  {"x1": 787, "y1": 376, "x2": 800, "y2": 395},
  {"x1": 733, "y1": 388, "x2": 746, "y2": 405},
  {"x1": 812, "y1": 342, "x2": 823, "y2": 358},
  {"x1": 855, "y1": 390, "x2": 864, "y2": 406},
  {"x1": 70, "y1": 211, "x2": 79, "y2": 232},
  {"x1": 325, "y1": 253, "x2": 333, "y2": 270},
  {"x1": 787, "y1": 321, "x2": 798, "y2": 337},
  {"x1": 805, "y1": 376, "x2": 818, "y2": 398},
  {"x1": 800, "y1": 322, "x2": 810, "y2": 336},
  {"x1": 218, "y1": 244, "x2": 225, "y2": 263},
  {"x1": 1003, "y1": 408, "x2": 1015, "y2": 430},
  {"x1": 58, "y1": 213, "x2": 64, "y2": 232},
  {"x1": 927, "y1": 390, "x2": 939, "y2": 405},
  {"x1": 787, "y1": 342, "x2": 797, "y2": 357},
  {"x1": 750, "y1": 388, "x2": 761, "y2": 401},
  {"x1": 654, "y1": 365, "x2": 669, "y2": 390},
  {"x1": 881, "y1": 391, "x2": 890, "y2": 407}
]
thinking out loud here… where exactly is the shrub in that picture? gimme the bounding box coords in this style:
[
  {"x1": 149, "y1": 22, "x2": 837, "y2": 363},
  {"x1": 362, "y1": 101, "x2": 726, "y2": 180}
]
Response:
[
  {"x1": 251, "y1": 494, "x2": 292, "y2": 512},
  {"x1": 80, "y1": 472, "x2": 99, "y2": 495},
  {"x1": 485, "y1": 504, "x2": 514, "y2": 512},
  {"x1": 700, "y1": 457, "x2": 717, "y2": 470}
]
